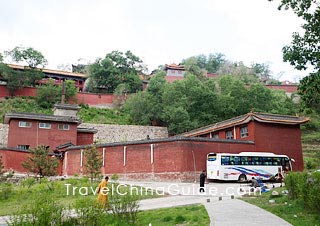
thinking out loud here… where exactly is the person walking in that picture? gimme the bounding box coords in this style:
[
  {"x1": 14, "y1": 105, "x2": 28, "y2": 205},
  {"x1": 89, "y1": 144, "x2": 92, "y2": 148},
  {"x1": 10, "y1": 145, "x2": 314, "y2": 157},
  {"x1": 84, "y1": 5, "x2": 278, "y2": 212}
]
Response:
[
  {"x1": 97, "y1": 176, "x2": 109, "y2": 208},
  {"x1": 199, "y1": 170, "x2": 206, "y2": 193}
]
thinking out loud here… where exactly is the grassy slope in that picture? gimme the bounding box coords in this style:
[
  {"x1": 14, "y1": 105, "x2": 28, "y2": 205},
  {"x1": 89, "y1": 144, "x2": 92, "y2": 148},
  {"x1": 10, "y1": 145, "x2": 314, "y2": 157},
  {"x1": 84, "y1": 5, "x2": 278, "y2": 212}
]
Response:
[
  {"x1": 242, "y1": 187, "x2": 320, "y2": 226},
  {"x1": 0, "y1": 97, "x2": 131, "y2": 125},
  {"x1": 301, "y1": 113, "x2": 320, "y2": 170}
]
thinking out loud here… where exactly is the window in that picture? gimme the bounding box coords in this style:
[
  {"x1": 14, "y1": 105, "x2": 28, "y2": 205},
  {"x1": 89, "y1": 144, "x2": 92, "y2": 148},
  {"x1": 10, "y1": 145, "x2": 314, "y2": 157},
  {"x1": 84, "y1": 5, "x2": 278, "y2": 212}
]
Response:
[
  {"x1": 240, "y1": 126, "x2": 248, "y2": 138},
  {"x1": 39, "y1": 122, "x2": 51, "y2": 129},
  {"x1": 19, "y1": 121, "x2": 32, "y2": 128},
  {"x1": 58, "y1": 124, "x2": 70, "y2": 130},
  {"x1": 225, "y1": 130, "x2": 233, "y2": 139},
  {"x1": 211, "y1": 132, "x2": 219, "y2": 139},
  {"x1": 178, "y1": 70, "x2": 182, "y2": 74},
  {"x1": 171, "y1": 70, "x2": 176, "y2": 74},
  {"x1": 17, "y1": 145, "x2": 30, "y2": 150}
]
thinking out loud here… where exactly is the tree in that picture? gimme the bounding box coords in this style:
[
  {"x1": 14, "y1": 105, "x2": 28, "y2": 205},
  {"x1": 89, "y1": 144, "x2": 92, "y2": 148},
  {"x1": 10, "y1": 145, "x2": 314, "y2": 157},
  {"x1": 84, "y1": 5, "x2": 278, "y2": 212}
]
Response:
[
  {"x1": 5, "y1": 46, "x2": 47, "y2": 68},
  {"x1": 1, "y1": 47, "x2": 46, "y2": 95},
  {"x1": 83, "y1": 146, "x2": 103, "y2": 182},
  {"x1": 298, "y1": 71, "x2": 320, "y2": 112},
  {"x1": 22, "y1": 145, "x2": 59, "y2": 178},
  {"x1": 0, "y1": 155, "x2": 5, "y2": 177},
  {"x1": 270, "y1": 0, "x2": 320, "y2": 112},
  {"x1": 88, "y1": 50, "x2": 144, "y2": 93},
  {"x1": 37, "y1": 79, "x2": 77, "y2": 108}
]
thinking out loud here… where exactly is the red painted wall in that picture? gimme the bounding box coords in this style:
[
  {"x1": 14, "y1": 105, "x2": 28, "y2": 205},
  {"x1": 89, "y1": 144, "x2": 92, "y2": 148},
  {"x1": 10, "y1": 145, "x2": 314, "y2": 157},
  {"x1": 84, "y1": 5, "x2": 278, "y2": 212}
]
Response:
[
  {"x1": 0, "y1": 85, "x2": 115, "y2": 105},
  {"x1": 253, "y1": 122, "x2": 303, "y2": 171},
  {"x1": 7, "y1": 119, "x2": 78, "y2": 150},
  {"x1": 0, "y1": 149, "x2": 29, "y2": 173},
  {"x1": 199, "y1": 122, "x2": 254, "y2": 141},
  {"x1": 77, "y1": 133, "x2": 95, "y2": 146},
  {"x1": 63, "y1": 140, "x2": 255, "y2": 181},
  {"x1": 265, "y1": 85, "x2": 298, "y2": 93},
  {"x1": 74, "y1": 92, "x2": 114, "y2": 105}
]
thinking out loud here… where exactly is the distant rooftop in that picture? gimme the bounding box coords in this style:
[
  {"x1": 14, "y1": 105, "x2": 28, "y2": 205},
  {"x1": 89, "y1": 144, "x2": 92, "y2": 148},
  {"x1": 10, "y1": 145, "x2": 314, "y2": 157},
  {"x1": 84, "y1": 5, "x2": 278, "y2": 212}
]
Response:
[
  {"x1": 164, "y1": 64, "x2": 185, "y2": 70},
  {"x1": 7, "y1": 64, "x2": 88, "y2": 79}
]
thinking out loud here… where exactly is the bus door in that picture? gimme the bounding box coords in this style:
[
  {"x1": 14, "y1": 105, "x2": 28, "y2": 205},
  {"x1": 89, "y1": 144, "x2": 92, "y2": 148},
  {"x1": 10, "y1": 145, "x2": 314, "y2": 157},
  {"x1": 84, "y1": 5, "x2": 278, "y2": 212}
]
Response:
[{"x1": 207, "y1": 153, "x2": 218, "y2": 179}]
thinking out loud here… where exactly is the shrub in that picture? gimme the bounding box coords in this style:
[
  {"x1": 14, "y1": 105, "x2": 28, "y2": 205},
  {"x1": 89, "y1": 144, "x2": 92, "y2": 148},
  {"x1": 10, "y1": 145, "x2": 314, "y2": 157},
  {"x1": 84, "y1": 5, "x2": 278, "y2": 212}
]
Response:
[
  {"x1": 285, "y1": 171, "x2": 320, "y2": 213},
  {"x1": 109, "y1": 187, "x2": 140, "y2": 225},
  {"x1": 8, "y1": 193, "x2": 65, "y2": 226},
  {"x1": 0, "y1": 183, "x2": 13, "y2": 200},
  {"x1": 21, "y1": 177, "x2": 36, "y2": 188}
]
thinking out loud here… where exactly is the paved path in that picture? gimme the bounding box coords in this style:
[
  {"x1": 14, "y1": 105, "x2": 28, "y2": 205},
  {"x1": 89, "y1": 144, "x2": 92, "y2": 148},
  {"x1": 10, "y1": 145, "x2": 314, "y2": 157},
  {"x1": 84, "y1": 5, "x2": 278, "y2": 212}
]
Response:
[{"x1": 0, "y1": 181, "x2": 292, "y2": 226}]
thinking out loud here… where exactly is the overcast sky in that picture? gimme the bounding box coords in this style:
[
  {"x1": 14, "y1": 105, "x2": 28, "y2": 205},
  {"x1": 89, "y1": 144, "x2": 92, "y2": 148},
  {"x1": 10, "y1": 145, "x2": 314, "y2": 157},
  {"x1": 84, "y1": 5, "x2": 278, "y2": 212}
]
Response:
[{"x1": 0, "y1": 0, "x2": 309, "y2": 81}]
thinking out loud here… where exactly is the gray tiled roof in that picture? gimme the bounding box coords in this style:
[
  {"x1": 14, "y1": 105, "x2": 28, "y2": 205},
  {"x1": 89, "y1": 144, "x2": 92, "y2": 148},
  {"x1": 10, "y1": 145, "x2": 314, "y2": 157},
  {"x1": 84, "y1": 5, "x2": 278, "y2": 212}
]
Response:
[
  {"x1": 181, "y1": 112, "x2": 309, "y2": 137},
  {"x1": 4, "y1": 112, "x2": 80, "y2": 124},
  {"x1": 77, "y1": 127, "x2": 98, "y2": 134}
]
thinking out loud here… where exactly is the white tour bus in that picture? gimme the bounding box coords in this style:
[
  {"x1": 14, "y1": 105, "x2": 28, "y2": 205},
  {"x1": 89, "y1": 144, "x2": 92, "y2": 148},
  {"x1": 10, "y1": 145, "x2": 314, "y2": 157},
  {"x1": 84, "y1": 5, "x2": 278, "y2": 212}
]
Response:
[{"x1": 207, "y1": 152, "x2": 292, "y2": 181}]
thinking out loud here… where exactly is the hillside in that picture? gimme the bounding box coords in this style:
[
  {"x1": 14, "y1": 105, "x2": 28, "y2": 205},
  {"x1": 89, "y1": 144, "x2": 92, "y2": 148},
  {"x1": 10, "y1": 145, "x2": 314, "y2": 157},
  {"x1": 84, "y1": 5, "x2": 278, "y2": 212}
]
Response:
[
  {"x1": 1, "y1": 96, "x2": 319, "y2": 170},
  {"x1": 301, "y1": 113, "x2": 320, "y2": 170},
  {"x1": 0, "y1": 97, "x2": 131, "y2": 125}
]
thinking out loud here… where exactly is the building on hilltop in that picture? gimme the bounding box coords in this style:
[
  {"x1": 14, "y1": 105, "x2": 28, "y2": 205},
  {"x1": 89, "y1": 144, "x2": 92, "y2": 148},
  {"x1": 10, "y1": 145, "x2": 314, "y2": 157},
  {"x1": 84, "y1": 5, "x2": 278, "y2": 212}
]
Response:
[{"x1": 6, "y1": 64, "x2": 88, "y2": 92}]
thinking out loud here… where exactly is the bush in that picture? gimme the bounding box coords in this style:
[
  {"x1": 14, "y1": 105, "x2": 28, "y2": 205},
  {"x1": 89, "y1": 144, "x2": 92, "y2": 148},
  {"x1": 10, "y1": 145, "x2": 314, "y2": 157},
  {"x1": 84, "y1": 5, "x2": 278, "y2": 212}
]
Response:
[
  {"x1": 8, "y1": 193, "x2": 65, "y2": 226},
  {"x1": 0, "y1": 183, "x2": 13, "y2": 200},
  {"x1": 21, "y1": 177, "x2": 36, "y2": 188},
  {"x1": 285, "y1": 171, "x2": 320, "y2": 213},
  {"x1": 109, "y1": 186, "x2": 140, "y2": 225}
]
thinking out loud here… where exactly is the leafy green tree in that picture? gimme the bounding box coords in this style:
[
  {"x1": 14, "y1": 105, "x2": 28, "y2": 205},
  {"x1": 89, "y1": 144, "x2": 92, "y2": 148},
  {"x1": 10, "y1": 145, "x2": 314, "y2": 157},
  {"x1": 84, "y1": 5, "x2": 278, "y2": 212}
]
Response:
[
  {"x1": 270, "y1": 0, "x2": 320, "y2": 112},
  {"x1": 251, "y1": 63, "x2": 272, "y2": 81},
  {"x1": 1, "y1": 47, "x2": 46, "y2": 95},
  {"x1": 22, "y1": 145, "x2": 59, "y2": 178},
  {"x1": 37, "y1": 79, "x2": 77, "y2": 108},
  {"x1": 5, "y1": 46, "x2": 47, "y2": 68},
  {"x1": 83, "y1": 145, "x2": 103, "y2": 182},
  {"x1": 298, "y1": 72, "x2": 320, "y2": 112},
  {"x1": 88, "y1": 50, "x2": 144, "y2": 93}
]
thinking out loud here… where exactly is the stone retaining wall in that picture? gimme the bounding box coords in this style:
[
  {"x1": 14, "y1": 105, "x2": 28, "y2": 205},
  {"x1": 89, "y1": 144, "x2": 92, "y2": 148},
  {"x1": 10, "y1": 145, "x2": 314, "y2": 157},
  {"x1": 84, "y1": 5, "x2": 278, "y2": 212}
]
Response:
[
  {"x1": 80, "y1": 123, "x2": 168, "y2": 143},
  {"x1": 0, "y1": 124, "x2": 8, "y2": 146}
]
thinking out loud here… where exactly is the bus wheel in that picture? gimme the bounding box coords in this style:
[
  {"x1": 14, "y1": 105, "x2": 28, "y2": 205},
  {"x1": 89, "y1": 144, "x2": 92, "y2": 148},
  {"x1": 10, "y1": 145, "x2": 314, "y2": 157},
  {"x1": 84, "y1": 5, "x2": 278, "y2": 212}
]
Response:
[{"x1": 238, "y1": 174, "x2": 247, "y2": 182}]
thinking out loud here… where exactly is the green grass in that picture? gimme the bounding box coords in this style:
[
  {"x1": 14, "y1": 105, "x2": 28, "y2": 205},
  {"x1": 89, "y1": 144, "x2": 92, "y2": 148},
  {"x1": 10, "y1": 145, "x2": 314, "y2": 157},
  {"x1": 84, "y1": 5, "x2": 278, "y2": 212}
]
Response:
[
  {"x1": 0, "y1": 97, "x2": 52, "y2": 122},
  {"x1": 242, "y1": 187, "x2": 320, "y2": 226},
  {"x1": 78, "y1": 105, "x2": 131, "y2": 125},
  {"x1": 0, "y1": 97, "x2": 132, "y2": 125},
  {"x1": 137, "y1": 204, "x2": 210, "y2": 226},
  {"x1": 0, "y1": 177, "x2": 158, "y2": 216}
]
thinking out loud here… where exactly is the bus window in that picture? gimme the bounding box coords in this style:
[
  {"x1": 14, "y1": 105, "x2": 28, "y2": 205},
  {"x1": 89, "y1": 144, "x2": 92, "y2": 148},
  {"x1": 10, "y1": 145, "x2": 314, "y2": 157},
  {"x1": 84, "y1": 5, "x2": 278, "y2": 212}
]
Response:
[
  {"x1": 284, "y1": 157, "x2": 291, "y2": 171},
  {"x1": 272, "y1": 157, "x2": 281, "y2": 166},
  {"x1": 221, "y1": 156, "x2": 230, "y2": 165},
  {"x1": 253, "y1": 157, "x2": 261, "y2": 165},
  {"x1": 208, "y1": 153, "x2": 217, "y2": 161},
  {"x1": 240, "y1": 156, "x2": 248, "y2": 165},
  {"x1": 234, "y1": 156, "x2": 240, "y2": 165}
]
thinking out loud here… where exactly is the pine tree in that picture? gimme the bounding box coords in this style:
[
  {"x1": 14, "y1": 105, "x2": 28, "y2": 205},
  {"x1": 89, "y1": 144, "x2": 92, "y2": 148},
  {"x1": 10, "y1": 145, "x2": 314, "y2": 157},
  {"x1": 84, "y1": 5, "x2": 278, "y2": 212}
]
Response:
[
  {"x1": 22, "y1": 145, "x2": 59, "y2": 178},
  {"x1": 84, "y1": 145, "x2": 103, "y2": 182}
]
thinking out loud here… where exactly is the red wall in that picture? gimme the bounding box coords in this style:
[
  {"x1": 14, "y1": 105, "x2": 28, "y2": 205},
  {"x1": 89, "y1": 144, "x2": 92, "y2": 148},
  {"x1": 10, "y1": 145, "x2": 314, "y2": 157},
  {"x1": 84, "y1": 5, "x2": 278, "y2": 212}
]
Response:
[
  {"x1": 75, "y1": 92, "x2": 114, "y2": 105},
  {"x1": 199, "y1": 122, "x2": 254, "y2": 141},
  {"x1": 0, "y1": 149, "x2": 29, "y2": 173},
  {"x1": 253, "y1": 122, "x2": 303, "y2": 171},
  {"x1": 7, "y1": 119, "x2": 78, "y2": 150},
  {"x1": 265, "y1": 85, "x2": 298, "y2": 93},
  {"x1": 63, "y1": 140, "x2": 255, "y2": 181},
  {"x1": 0, "y1": 85, "x2": 115, "y2": 106},
  {"x1": 77, "y1": 133, "x2": 95, "y2": 146}
]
